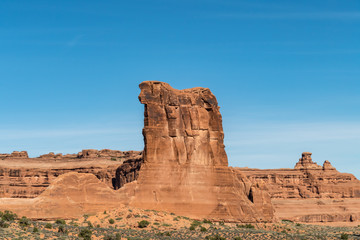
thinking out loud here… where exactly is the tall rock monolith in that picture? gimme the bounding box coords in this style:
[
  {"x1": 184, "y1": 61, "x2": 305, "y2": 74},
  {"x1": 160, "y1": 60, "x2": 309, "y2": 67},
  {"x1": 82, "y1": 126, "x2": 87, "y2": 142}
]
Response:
[{"x1": 127, "y1": 81, "x2": 274, "y2": 222}]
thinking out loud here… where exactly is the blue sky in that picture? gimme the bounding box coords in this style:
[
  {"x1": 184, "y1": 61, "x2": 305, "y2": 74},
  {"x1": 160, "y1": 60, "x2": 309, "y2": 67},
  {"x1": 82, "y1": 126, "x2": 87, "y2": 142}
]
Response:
[{"x1": 0, "y1": 0, "x2": 359, "y2": 176}]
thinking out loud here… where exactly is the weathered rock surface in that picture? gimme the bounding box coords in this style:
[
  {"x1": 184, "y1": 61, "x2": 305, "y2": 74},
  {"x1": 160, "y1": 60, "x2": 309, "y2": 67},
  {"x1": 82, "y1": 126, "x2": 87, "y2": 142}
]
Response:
[
  {"x1": 239, "y1": 152, "x2": 360, "y2": 199},
  {"x1": 0, "y1": 172, "x2": 125, "y2": 219},
  {"x1": 272, "y1": 198, "x2": 360, "y2": 223},
  {"x1": 294, "y1": 152, "x2": 322, "y2": 170},
  {"x1": 123, "y1": 81, "x2": 274, "y2": 222},
  {"x1": 114, "y1": 158, "x2": 144, "y2": 190},
  {"x1": 0, "y1": 150, "x2": 142, "y2": 198},
  {"x1": 1, "y1": 81, "x2": 360, "y2": 225},
  {"x1": 239, "y1": 152, "x2": 360, "y2": 223}
]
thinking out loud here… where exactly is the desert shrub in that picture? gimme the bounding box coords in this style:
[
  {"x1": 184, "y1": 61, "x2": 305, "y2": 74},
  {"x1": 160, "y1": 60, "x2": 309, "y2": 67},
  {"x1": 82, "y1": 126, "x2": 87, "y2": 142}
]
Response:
[
  {"x1": 103, "y1": 233, "x2": 121, "y2": 240},
  {"x1": 189, "y1": 220, "x2": 201, "y2": 230},
  {"x1": 236, "y1": 224, "x2": 254, "y2": 229},
  {"x1": 45, "y1": 223, "x2": 52, "y2": 229},
  {"x1": 219, "y1": 221, "x2": 224, "y2": 225},
  {"x1": 282, "y1": 219, "x2": 294, "y2": 223},
  {"x1": 200, "y1": 226, "x2": 207, "y2": 232},
  {"x1": 153, "y1": 222, "x2": 160, "y2": 225},
  {"x1": 0, "y1": 219, "x2": 9, "y2": 228},
  {"x1": 234, "y1": 237, "x2": 242, "y2": 240},
  {"x1": 33, "y1": 227, "x2": 39, "y2": 233},
  {"x1": 1, "y1": 210, "x2": 17, "y2": 221},
  {"x1": 87, "y1": 221, "x2": 93, "y2": 228},
  {"x1": 108, "y1": 218, "x2": 115, "y2": 224},
  {"x1": 191, "y1": 220, "x2": 202, "y2": 227},
  {"x1": 165, "y1": 231, "x2": 171, "y2": 236},
  {"x1": 58, "y1": 224, "x2": 67, "y2": 234},
  {"x1": 341, "y1": 233, "x2": 349, "y2": 240},
  {"x1": 55, "y1": 219, "x2": 66, "y2": 225},
  {"x1": 205, "y1": 234, "x2": 226, "y2": 240},
  {"x1": 203, "y1": 219, "x2": 212, "y2": 224},
  {"x1": 79, "y1": 228, "x2": 92, "y2": 240},
  {"x1": 19, "y1": 216, "x2": 31, "y2": 227},
  {"x1": 138, "y1": 220, "x2": 150, "y2": 228}
]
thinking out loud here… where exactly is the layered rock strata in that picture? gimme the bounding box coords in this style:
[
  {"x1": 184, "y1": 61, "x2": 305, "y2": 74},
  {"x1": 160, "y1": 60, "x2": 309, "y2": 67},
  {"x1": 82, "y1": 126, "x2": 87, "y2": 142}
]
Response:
[
  {"x1": 238, "y1": 152, "x2": 360, "y2": 223},
  {"x1": 0, "y1": 172, "x2": 125, "y2": 219},
  {"x1": 239, "y1": 152, "x2": 360, "y2": 199},
  {"x1": 0, "y1": 150, "x2": 142, "y2": 198},
  {"x1": 125, "y1": 81, "x2": 274, "y2": 222}
]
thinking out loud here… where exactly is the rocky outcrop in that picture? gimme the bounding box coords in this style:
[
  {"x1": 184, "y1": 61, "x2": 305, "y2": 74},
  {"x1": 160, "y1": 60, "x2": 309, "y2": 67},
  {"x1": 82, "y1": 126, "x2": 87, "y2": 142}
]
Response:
[
  {"x1": 124, "y1": 81, "x2": 274, "y2": 222},
  {"x1": 139, "y1": 81, "x2": 228, "y2": 166},
  {"x1": 0, "y1": 172, "x2": 125, "y2": 219},
  {"x1": 0, "y1": 150, "x2": 142, "y2": 198},
  {"x1": 272, "y1": 198, "x2": 360, "y2": 223},
  {"x1": 0, "y1": 151, "x2": 29, "y2": 159},
  {"x1": 323, "y1": 160, "x2": 337, "y2": 171},
  {"x1": 240, "y1": 152, "x2": 360, "y2": 199},
  {"x1": 239, "y1": 152, "x2": 360, "y2": 223},
  {"x1": 294, "y1": 152, "x2": 322, "y2": 170},
  {"x1": 114, "y1": 158, "x2": 144, "y2": 190}
]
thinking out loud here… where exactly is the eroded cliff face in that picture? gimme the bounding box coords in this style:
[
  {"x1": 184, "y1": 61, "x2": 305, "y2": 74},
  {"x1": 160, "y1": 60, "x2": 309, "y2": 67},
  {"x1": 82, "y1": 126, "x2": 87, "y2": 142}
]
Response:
[
  {"x1": 126, "y1": 81, "x2": 274, "y2": 222},
  {"x1": 239, "y1": 152, "x2": 360, "y2": 199},
  {"x1": 0, "y1": 172, "x2": 126, "y2": 219},
  {"x1": 139, "y1": 81, "x2": 228, "y2": 166},
  {"x1": 0, "y1": 150, "x2": 142, "y2": 198},
  {"x1": 239, "y1": 152, "x2": 360, "y2": 223}
]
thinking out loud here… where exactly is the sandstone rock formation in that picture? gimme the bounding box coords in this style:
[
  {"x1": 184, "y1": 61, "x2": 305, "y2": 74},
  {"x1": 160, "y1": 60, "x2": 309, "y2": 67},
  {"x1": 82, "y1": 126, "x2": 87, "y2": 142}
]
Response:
[
  {"x1": 114, "y1": 158, "x2": 144, "y2": 190},
  {"x1": 124, "y1": 81, "x2": 274, "y2": 222},
  {"x1": 0, "y1": 172, "x2": 125, "y2": 219},
  {"x1": 1, "y1": 81, "x2": 360, "y2": 225},
  {"x1": 0, "y1": 151, "x2": 29, "y2": 159},
  {"x1": 272, "y1": 198, "x2": 360, "y2": 223},
  {"x1": 0, "y1": 150, "x2": 142, "y2": 198},
  {"x1": 294, "y1": 152, "x2": 322, "y2": 170},
  {"x1": 240, "y1": 152, "x2": 360, "y2": 199},
  {"x1": 238, "y1": 152, "x2": 360, "y2": 223}
]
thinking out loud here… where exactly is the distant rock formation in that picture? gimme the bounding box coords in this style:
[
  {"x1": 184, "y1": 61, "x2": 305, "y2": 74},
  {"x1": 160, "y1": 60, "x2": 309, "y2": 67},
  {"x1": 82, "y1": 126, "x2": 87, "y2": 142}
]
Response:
[
  {"x1": 0, "y1": 172, "x2": 125, "y2": 219},
  {"x1": 0, "y1": 151, "x2": 29, "y2": 159},
  {"x1": 239, "y1": 152, "x2": 360, "y2": 199},
  {"x1": 124, "y1": 81, "x2": 274, "y2": 222},
  {"x1": 322, "y1": 160, "x2": 337, "y2": 171},
  {"x1": 0, "y1": 150, "x2": 142, "y2": 198},
  {"x1": 294, "y1": 152, "x2": 322, "y2": 170}
]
